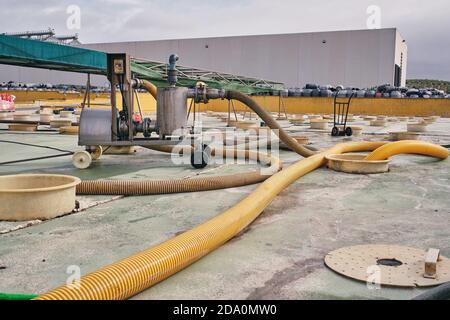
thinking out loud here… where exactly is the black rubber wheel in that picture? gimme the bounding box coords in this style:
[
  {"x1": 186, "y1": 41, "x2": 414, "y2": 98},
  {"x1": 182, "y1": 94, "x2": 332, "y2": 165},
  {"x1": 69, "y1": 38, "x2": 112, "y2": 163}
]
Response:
[
  {"x1": 191, "y1": 144, "x2": 211, "y2": 169},
  {"x1": 345, "y1": 127, "x2": 353, "y2": 137},
  {"x1": 331, "y1": 127, "x2": 340, "y2": 137}
]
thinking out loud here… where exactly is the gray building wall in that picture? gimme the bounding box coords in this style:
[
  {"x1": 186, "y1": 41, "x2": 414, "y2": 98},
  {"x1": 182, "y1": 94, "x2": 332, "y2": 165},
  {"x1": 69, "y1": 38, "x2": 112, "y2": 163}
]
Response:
[{"x1": 0, "y1": 28, "x2": 407, "y2": 89}]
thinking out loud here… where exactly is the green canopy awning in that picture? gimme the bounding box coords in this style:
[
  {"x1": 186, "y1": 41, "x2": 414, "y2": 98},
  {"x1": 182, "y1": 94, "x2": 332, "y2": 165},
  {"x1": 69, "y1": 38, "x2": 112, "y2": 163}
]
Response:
[{"x1": 0, "y1": 34, "x2": 106, "y2": 74}]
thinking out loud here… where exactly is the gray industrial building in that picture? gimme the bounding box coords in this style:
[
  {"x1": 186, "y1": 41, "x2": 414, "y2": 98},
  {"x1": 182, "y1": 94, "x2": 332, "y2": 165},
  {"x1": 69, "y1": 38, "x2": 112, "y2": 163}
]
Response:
[{"x1": 0, "y1": 28, "x2": 407, "y2": 89}]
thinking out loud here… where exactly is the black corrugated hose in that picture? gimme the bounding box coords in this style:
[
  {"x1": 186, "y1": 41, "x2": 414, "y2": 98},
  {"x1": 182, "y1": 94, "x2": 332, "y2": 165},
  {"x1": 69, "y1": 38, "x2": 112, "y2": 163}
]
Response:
[{"x1": 412, "y1": 282, "x2": 450, "y2": 300}]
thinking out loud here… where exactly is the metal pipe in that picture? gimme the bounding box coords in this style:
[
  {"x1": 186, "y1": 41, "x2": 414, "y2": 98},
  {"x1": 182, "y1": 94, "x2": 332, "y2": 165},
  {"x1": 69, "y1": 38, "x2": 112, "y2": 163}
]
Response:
[{"x1": 168, "y1": 54, "x2": 179, "y2": 86}]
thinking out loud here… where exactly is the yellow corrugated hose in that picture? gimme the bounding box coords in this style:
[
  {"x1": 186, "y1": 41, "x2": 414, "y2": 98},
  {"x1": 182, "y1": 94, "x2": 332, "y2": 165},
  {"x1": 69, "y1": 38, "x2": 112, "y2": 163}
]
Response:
[
  {"x1": 365, "y1": 140, "x2": 449, "y2": 161},
  {"x1": 77, "y1": 149, "x2": 282, "y2": 195},
  {"x1": 141, "y1": 80, "x2": 158, "y2": 99},
  {"x1": 36, "y1": 141, "x2": 448, "y2": 300},
  {"x1": 35, "y1": 78, "x2": 450, "y2": 300},
  {"x1": 34, "y1": 141, "x2": 386, "y2": 300},
  {"x1": 36, "y1": 77, "x2": 450, "y2": 301}
]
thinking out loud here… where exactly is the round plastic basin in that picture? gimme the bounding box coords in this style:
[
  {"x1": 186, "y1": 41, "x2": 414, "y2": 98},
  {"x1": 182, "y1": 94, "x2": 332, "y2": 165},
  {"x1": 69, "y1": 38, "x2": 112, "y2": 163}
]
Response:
[
  {"x1": 50, "y1": 119, "x2": 72, "y2": 128},
  {"x1": 8, "y1": 124, "x2": 37, "y2": 132},
  {"x1": 326, "y1": 154, "x2": 390, "y2": 174},
  {"x1": 310, "y1": 119, "x2": 328, "y2": 130},
  {"x1": 40, "y1": 114, "x2": 54, "y2": 122},
  {"x1": 0, "y1": 175, "x2": 81, "y2": 221},
  {"x1": 389, "y1": 132, "x2": 421, "y2": 141},
  {"x1": 60, "y1": 111, "x2": 73, "y2": 118},
  {"x1": 13, "y1": 113, "x2": 32, "y2": 121},
  {"x1": 370, "y1": 120, "x2": 387, "y2": 127},
  {"x1": 59, "y1": 126, "x2": 79, "y2": 135},
  {"x1": 407, "y1": 123, "x2": 428, "y2": 133}
]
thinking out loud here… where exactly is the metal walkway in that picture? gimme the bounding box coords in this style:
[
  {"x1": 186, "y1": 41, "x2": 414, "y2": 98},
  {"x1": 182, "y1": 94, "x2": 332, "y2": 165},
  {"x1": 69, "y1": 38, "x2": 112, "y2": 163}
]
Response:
[{"x1": 0, "y1": 34, "x2": 284, "y2": 94}]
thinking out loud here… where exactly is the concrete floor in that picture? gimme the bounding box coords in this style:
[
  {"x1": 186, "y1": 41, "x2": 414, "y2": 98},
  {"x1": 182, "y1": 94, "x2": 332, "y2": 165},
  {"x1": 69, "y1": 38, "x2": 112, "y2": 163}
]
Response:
[{"x1": 0, "y1": 115, "x2": 449, "y2": 300}]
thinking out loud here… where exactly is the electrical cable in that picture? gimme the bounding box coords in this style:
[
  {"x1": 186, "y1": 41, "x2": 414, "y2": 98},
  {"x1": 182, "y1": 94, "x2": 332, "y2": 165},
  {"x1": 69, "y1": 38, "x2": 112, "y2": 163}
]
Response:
[
  {"x1": 0, "y1": 139, "x2": 75, "y2": 166},
  {"x1": 0, "y1": 139, "x2": 73, "y2": 154},
  {"x1": 0, "y1": 153, "x2": 74, "y2": 166}
]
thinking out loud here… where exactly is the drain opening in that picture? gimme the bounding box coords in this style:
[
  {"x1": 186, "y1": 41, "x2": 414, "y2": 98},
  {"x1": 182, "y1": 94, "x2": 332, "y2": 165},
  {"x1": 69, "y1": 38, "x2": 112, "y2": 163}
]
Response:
[{"x1": 377, "y1": 258, "x2": 403, "y2": 267}]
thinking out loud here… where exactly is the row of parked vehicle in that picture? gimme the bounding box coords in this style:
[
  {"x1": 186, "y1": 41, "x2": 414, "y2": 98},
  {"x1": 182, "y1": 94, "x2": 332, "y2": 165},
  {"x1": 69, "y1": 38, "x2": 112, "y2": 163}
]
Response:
[
  {"x1": 1, "y1": 80, "x2": 448, "y2": 99},
  {"x1": 283, "y1": 83, "x2": 449, "y2": 99},
  {"x1": 0, "y1": 81, "x2": 108, "y2": 93}
]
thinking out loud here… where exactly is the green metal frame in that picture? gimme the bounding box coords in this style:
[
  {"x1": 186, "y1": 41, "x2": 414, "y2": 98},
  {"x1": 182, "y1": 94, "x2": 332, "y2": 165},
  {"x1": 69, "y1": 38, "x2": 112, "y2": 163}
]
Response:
[
  {"x1": 0, "y1": 34, "x2": 285, "y2": 94},
  {"x1": 131, "y1": 59, "x2": 285, "y2": 94}
]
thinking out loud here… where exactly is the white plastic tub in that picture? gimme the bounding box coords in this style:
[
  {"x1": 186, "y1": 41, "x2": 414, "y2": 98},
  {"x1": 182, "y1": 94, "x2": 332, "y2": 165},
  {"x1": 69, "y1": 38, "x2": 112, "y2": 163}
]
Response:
[
  {"x1": 407, "y1": 123, "x2": 428, "y2": 133},
  {"x1": 310, "y1": 119, "x2": 329, "y2": 130},
  {"x1": 0, "y1": 174, "x2": 81, "y2": 221}
]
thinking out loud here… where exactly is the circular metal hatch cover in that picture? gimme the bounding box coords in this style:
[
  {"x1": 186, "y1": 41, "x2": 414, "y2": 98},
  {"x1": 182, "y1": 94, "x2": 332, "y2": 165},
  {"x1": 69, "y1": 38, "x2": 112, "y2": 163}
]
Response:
[{"x1": 325, "y1": 245, "x2": 450, "y2": 287}]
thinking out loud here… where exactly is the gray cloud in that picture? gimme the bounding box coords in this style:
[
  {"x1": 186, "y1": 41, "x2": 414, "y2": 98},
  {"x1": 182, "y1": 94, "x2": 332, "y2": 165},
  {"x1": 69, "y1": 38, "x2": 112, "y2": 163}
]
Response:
[{"x1": 1, "y1": 0, "x2": 449, "y2": 80}]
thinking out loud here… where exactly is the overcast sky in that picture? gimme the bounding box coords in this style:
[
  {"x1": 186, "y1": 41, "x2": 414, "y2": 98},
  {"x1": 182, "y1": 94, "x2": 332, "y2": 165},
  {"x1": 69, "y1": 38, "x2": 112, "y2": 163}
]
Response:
[{"x1": 1, "y1": 0, "x2": 449, "y2": 80}]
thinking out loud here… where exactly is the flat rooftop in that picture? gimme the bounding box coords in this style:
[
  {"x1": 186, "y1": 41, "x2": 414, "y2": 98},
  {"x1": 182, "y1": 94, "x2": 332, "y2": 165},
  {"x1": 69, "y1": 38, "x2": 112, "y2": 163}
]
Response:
[{"x1": 0, "y1": 114, "x2": 449, "y2": 299}]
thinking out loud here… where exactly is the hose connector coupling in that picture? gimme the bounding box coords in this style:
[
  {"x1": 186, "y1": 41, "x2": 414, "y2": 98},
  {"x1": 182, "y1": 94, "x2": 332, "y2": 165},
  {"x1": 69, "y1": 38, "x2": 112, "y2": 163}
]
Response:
[{"x1": 168, "y1": 54, "x2": 179, "y2": 86}]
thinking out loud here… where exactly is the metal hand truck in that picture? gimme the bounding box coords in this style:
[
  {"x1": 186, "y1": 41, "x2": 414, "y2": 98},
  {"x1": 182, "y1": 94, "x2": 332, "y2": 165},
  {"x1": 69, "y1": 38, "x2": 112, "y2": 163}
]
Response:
[{"x1": 331, "y1": 92, "x2": 355, "y2": 137}]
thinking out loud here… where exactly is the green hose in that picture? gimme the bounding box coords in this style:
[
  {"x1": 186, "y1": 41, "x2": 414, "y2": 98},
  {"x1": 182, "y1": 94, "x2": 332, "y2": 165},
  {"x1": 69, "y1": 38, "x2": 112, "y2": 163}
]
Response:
[{"x1": 0, "y1": 293, "x2": 38, "y2": 300}]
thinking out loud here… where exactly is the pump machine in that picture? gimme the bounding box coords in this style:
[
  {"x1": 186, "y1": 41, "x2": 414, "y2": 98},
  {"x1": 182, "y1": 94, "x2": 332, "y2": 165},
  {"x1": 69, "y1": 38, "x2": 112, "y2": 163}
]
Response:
[{"x1": 74, "y1": 53, "x2": 224, "y2": 169}]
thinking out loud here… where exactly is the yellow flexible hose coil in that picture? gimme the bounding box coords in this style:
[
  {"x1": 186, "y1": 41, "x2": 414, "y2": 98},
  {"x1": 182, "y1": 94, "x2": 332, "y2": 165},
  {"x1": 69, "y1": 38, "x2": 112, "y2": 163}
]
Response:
[
  {"x1": 36, "y1": 141, "x2": 390, "y2": 300},
  {"x1": 77, "y1": 149, "x2": 281, "y2": 196},
  {"x1": 35, "y1": 83, "x2": 449, "y2": 300},
  {"x1": 365, "y1": 140, "x2": 449, "y2": 161},
  {"x1": 141, "y1": 80, "x2": 158, "y2": 100}
]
